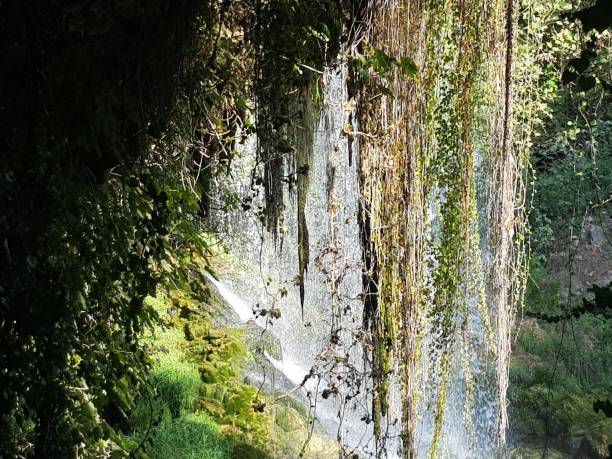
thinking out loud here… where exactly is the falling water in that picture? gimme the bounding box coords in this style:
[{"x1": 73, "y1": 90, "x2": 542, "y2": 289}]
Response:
[
  {"x1": 211, "y1": 65, "x2": 504, "y2": 458},
  {"x1": 411, "y1": 147, "x2": 501, "y2": 458},
  {"x1": 212, "y1": 65, "x2": 374, "y2": 454}
]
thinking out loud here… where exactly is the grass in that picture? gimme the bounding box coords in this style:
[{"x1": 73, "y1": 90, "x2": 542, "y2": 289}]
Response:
[
  {"x1": 147, "y1": 412, "x2": 231, "y2": 459},
  {"x1": 152, "y1": 329, "x2": 202, "y2": 417},
  {"x1": 130, "y1": 293, "x2": 235, "y2": 459}
]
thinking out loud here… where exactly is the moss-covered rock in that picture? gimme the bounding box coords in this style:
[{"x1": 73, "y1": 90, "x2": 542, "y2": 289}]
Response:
[
  {"x1": 275, "y1": 405, "x2": 306, "y2": 432},
  {"x1": 138, "y1": 273, "x2": 343, "y2": 458}
]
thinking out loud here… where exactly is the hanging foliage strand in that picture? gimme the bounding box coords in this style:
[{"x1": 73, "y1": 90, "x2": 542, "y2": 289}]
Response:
[{"x1": 355, "y1": 0, "x2": 531, "y2": 455}]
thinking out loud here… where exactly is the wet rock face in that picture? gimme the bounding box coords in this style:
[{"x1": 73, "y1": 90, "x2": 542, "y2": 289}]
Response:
[
  {"x1": 240, "y1": 319, "x2": 298, "y2": 394},
  {"x1": 241, "y1": 319, "x2": 282, "y2": 361},
  {"x1": 201, "y1": 285, "x2": 241, "y2": 325},
  {"x1": 203, "y1": 275, "x2": 298, "y2": 395}
]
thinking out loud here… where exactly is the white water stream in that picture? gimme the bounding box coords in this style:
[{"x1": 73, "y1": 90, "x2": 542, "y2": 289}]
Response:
[{"x1": 205, "y1": 272, "x2": 309, "y2": 388}]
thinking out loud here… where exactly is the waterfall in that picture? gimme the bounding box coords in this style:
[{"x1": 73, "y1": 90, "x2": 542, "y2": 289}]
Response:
[{"x1": 209, "y1": 56, "x2": 517, "y2": 457}]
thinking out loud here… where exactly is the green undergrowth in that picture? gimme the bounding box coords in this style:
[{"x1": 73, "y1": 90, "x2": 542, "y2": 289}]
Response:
[
  {"x1": 129, "y1": 277, "x2": 270, "y2": 459},
  {"x1": 511, "y1": 70, "x2": 612, "y2": 454},
  {"x1": 128, "y1": 260, "x2": 337, "y2": 458},
  {"x1": 141, "y1": 412, "x2": 229, "y2": 459},
  {"x1": 510, "y1": 267, "x2": 612, "y2": 453}
]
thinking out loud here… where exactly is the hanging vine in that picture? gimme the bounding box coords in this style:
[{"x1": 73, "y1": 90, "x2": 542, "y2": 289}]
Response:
[{"x1": 354, "y1": 0, "x2": 533, "y2": 455}]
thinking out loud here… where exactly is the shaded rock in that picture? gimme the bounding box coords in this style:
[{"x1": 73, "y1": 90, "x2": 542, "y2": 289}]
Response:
[
  {"x1": 509, "y1": 446, "x2": 567, "y2": 458},
  {"x1": 585, "y1": 217, "x2": 606, "y2": 249},
  {"x1": 183, "y1": 323, "x2": 194, "y2": 341},
  {"x1": 548, "y1": 212, "x2": 612, "y2": 299},
  {"x1": 231, "y1": 442, "x2": 268, "y2": 459},
  {"x1": 574, "y1": 419, "x2": 612, "y2": 459}
]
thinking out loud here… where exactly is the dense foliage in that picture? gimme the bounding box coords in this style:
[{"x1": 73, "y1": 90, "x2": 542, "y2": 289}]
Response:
[
  {"x1": 509, "y1": 0, "x2": 612, "y2": 455},
  {"x1": 0, "y1": 1, "x2": 349, "y2": 456},
  {"x1": 0, "y1": 2, "x2": 216, "y2": 455}
]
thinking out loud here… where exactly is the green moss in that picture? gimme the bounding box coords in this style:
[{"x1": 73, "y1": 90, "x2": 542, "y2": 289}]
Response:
[
  {"x1": 132, "y1": 284, "x2": 274, "y2": 457},
  {"x1": 132, "y1": 260, "x2": 342, "y2": 458}
]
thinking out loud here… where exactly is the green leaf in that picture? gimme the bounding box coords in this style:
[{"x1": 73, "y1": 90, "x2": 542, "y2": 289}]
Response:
[
  {"x1": 371, "y1": 48, "x2": 393, "y2": 75},
  {"x1": 398, "y1": 57, "x2": 418, "y2": 77},
  {"x1": 376, "y1": 84, "x2": 395, "y2": 99}
]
